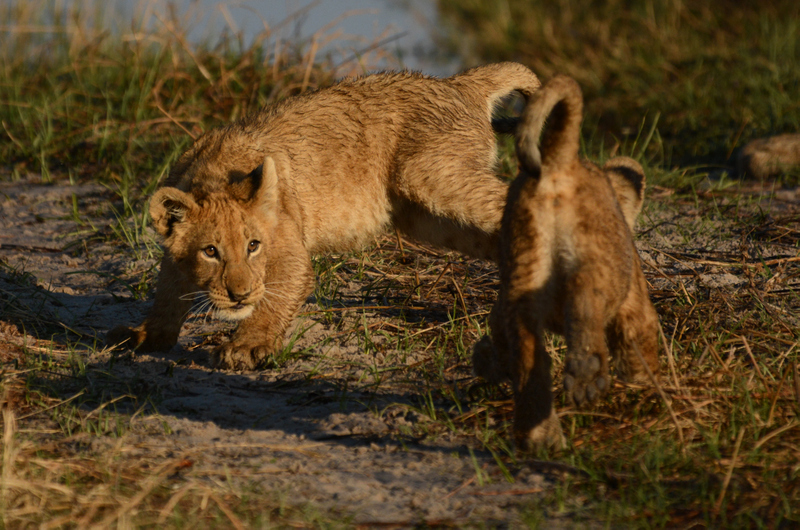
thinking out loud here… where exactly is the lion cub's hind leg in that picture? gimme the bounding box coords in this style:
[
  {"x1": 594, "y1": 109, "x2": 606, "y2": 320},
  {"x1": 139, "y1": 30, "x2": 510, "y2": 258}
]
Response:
[
  {"x1": 507, "y1": 305, "x2": 566, "y2": 451},
  {"x1": 606, "y1": 263, "x2": 660, "y2": 384},
  {"x1": 561, "y1": 271, "x2": 614, "y2": 407}
]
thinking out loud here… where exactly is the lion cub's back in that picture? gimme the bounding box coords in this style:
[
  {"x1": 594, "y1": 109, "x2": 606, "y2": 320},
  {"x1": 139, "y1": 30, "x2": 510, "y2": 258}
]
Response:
[{"x1": 262, "y1": 72, "x2": 500, "y2": 252}]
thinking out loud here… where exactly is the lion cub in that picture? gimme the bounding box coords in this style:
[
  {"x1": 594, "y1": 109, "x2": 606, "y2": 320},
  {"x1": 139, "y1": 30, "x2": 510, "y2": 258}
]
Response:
[
  {"x1": 472, "y1": 75, "x2": 660, "y2": 451},
  {"x1": 107, "y1": 62, "x2": 541, "y2": 370},
  {"x1": 738, "y1": 133, "x2": 800, "y2": 180}
]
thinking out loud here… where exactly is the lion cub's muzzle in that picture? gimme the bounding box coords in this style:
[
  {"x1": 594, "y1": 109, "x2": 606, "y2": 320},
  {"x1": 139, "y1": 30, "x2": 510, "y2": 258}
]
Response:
[
  {"x1": 209, "y1": 263, "x2": 265, "y2": 321},
  {"x1": 214, "y1": 294, "x2": 260, "y2": 321},
  {"x1": 211, "y1": 281, "x2": 264, "y2": 321}
]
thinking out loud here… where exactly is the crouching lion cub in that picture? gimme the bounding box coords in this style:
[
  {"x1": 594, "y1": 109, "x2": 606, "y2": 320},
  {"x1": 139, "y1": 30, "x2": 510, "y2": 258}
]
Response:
[
  {"x1": 472, "y1": 75, "x2": 660, "y2": 451},
  {"x1": 107, "y1": 62, "x2": 541, "y2": 370}
]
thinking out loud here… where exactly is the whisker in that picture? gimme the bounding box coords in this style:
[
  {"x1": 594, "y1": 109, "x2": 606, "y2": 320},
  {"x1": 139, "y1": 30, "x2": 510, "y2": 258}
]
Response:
[
  {"x1": 186, "y1": 296, "x2": 214, "y2": 321},
  {"x1": 179, "y1": 290, "x2": 207, "y2": 301},
  {"x1": 261, "y1": 288, "x2": 292, "y2": 301}
]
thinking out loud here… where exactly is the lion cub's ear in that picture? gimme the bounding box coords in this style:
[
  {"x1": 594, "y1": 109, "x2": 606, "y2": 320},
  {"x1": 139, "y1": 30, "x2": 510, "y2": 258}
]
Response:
[
  {"x1": 150, "y1": 187, "x2": 199, "y2": 237},
  {"x1": 250, "y1": 155, "x2": 279, "y2": 214},
  {"x1": 603, "y1": 157, "x2": 646, "y2": 231}
]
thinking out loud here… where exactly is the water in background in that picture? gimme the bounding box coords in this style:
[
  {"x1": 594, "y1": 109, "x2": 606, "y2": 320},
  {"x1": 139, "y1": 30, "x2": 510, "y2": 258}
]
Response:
[
  {"x1": 185, "y1": 0, "x2": 448, "y2": 74},
  {"x1": 37, "y1": 0, "x2": 452, "y2": 76}
]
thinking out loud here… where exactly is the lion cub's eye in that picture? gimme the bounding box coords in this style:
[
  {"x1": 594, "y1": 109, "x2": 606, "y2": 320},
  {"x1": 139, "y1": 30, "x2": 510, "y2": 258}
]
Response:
[
  {"x1": 248, "y1": 240, "x2": 260, "y2": 254},
  {"x1": 203, "y1": 245, "x2": 218, "y2": 258}
]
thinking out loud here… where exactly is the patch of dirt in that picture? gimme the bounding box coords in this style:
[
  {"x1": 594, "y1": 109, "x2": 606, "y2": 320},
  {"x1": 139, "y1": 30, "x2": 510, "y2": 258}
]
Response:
[
  {"x1": 1, "y1": 173, "x2": 799, "y2": 525},
  {"x1": 0, "y1": 174, "x2": 568, "y2": 526}
]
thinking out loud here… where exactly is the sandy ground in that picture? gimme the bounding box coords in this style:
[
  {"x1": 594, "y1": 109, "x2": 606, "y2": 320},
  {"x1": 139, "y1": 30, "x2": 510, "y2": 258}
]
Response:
[
  {"x1": 1, "y1": 173, "x2": 798, "y2": 525},
  {"x1": 0, "y1": 174, "x2": 574, "y2": 526}
]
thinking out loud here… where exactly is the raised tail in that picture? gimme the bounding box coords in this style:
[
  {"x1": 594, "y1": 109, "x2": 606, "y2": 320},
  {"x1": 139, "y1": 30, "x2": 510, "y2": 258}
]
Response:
[
  {"x1": 515, "y1": 75, "x2": 584, "y2": 175},
  {"x1": 453, "y1": 62, "x2": 541, "y2": 120}
]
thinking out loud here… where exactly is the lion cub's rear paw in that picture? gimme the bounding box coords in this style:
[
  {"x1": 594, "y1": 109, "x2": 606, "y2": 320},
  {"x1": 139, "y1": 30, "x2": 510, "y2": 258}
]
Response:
[
  {"x1": 563, "y1": 354, "x2": 608, "y2": 407},
  {"x1": 212, "y1": 340, "x2": 272, "y2": 371},
  {"x1": 471, "y1": 336, "x2": 508, "y2": 384},
  {"x1": 515, "y1": 409, "x2": 566, "y2": 453}
]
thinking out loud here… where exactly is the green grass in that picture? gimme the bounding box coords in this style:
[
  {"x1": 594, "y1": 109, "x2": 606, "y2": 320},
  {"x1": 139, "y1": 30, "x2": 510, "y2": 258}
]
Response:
[
  {"x1": 0, "y1": 0, "x2": 345, "y2": 227},
  {"x1": 2, "y1": 0, "x2": 800, "y2": 527},
  {"x1": 434, "y1": 0, "x2": 800, "y2": 173}
]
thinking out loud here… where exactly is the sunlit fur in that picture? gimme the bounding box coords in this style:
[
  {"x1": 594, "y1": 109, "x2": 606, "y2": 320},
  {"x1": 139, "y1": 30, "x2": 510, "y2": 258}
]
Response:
[
  {"x1": 472, "y1": 75, "x2": 660, "y2": 452},
  {"x1": 107, "y1": 62, "x2": 542, "y2": 370}
]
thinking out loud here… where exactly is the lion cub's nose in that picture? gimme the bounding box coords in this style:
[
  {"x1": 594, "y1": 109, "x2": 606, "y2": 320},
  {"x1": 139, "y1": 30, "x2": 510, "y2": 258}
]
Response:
[{"x1": 227, "y1": 288, "x2": 251, "y2": 302}]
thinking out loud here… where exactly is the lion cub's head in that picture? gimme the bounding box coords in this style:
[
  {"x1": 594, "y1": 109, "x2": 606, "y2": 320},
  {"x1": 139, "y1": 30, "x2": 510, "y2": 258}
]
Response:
[{"x1": 149, "y1": 156, "x2": 279, "y2": 321}]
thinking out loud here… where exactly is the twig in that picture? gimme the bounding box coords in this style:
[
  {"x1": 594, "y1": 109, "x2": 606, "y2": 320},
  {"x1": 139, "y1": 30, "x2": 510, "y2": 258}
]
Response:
[
  {"x1": 752, "y1": 421, "x2": 798, "y2": 452},
  {"x1": 2, "y1": 402, "x2": 16, "y2": 510},
  {"x1": 518, "y1": 459, "x2": 591, "y2": 478},
  {"x1": 156, "y1": 103, "x2": 197, "y2": 140},
  {"x1": 16, "y1": 390, "x2": 85, "y2": 420},
  {"x1": 740, "y1": 336, "x2": 769, "y2": 390},
  {"x1": 0, "y1": 243, "x2": 63, "y2": 253},
  {"x1": 394, "y1": 228, "x2": 405, "y2": 256},
  {"x1": 714, "y1": 427, "x2": 746, "y2": 513},
  {"x1": 726, "y1": 117, "x2": 750, "y2": 161},
  {"x1": 450, "y1": 275, "x2": 469, "y2": 317},
  {"x1": 441, "y1": 475, "x2": 475, "y2": 500},
  {"x1": 471, "y1": 487, "x2": 544, "y2": 496},
  {"x1": 634, "y1": 344, "x2": 685, "y2": 448},
  {"x1": 301, "y1": 37, "x2": 319, "y2": 92},
  {"x1": 335, "y1": 31, "x2": 409, "y2": 70},
  {"x1": 2, "y1": 120, "x2": 25, "y2": 150},
  {"x1": 208, "y1": 490, "x2": 246, "y2": 530},
  {"x1": 423, "y1": 263, "x2": 452, "y2": 299},
  {"x1": 156, "y1": 482, "x2": 194, "y2": 524},
  {"x1": 154, "y1": 13, "x2": 212, "y2": 82},
  {"x1": 766, "y1": 363, "x2": 792, "y2": 427},
  {"x1": 659, "y1": 322, "x2": 682, "y2": 394},
  {"x1": 793, "y1": 359, "x2": 800, "y2": 405},
  {"x1": 95, "y1": 456, "x2": 190, "y2": 527}
]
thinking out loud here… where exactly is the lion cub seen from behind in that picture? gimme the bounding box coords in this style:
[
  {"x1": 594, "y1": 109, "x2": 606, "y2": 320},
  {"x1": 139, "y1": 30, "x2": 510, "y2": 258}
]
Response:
[
  {"x1": 107, "y1": 62, "x2": 541, "y2": 371},
  {"x1": 472, "y1": 75, "x2": 660, "y2": 451}
]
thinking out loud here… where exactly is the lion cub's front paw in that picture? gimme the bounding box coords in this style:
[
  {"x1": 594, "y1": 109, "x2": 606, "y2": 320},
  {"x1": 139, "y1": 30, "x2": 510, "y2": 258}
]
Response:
[
  {"x1": 212, "y1": 339, "x2": 273, "y2": 371},
  {"x1": 106, "y1": 324, "x2": 176, "y2": 353},
  {"x1": 106, "y1": 325, "x2": 145, "y2": 350},
  {"x1": 563, "y1": 354, "x2": 608, "y2": 407}
]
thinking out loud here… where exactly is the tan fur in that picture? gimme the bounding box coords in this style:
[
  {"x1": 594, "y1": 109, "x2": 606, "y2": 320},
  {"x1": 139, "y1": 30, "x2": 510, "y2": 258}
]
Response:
[
  {"x1": 738, "y1": 133, "x2": 800, "y2": 180},
  {"x1": 107, "y1": 62, "x2": 541, "y2": 370},
  {"x1": 471, "y1": 75, "x2": 660, "y2": 452}
]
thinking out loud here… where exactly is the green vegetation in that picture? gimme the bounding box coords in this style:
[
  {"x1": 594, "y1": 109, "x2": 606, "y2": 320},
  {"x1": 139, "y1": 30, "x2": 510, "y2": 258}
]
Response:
[
  {"x1": 0, "y1": 1, "x2": 348, "y2": 193},
  {"x1": 1, "y1": 0, "x2": 799, "y2": 527},
  {"x1": 435, "y1": 0, "x2": 800, "y2": 170}
]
